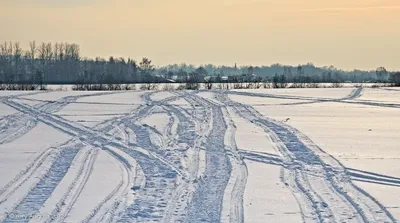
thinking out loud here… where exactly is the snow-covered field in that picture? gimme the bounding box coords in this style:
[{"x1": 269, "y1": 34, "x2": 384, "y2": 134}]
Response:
[{"x1": 0, "y1": 87, "x2": 399, "y2": 223}]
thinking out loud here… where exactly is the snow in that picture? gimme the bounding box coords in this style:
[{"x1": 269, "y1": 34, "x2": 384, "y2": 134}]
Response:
[
  {"x1": 77, "y1": 91, "x2": 142, "y2": 104},
  {"x1": 0, "y1": 123, "x2": 70, "y2": 189},
  {"x1": 150, "y1": 91, "x2": 175, "y2": 101},
  {"x1": 229, "y1": 93, "x2": 310, "y2": 105},
  {"x1": 244, "y1": 162, "x2": 302, "y2": 223},
  {"x1": 253, "y1": 102, "x2": 400, "y2": 166},
  {"x1": 231, "y1": 88, "x2": 400, "y2": 221},
  {"x1": 196, "y1": 92, "x2": 224, "y2": 105},
  {"x1": 29, "y1": 147, "x2": 90, "y2": 223},
  {"x1": 0, "y1": 88, "x2": 399, "y2": 222},
  {"x1": 0, "y1": 91, "x2": 34, "y2": 97},
  {"x1": 62, "y1": 150, "x2": 125, "y2": 223},
  {"x1": 11, "y1": 98, "x2": 40, "y2": 107},
  {"x1": 140, "y1": 112, "x2": 170, "y2": 134},
  {"x1": 229, "y1": 107, "x2": 279, "y2": 156},
  {"x1": 358, "y1": 88, "x2": 400, "y2": 104},
  {"x1": 169, "y1": 97, "x2": 191, "y2": 107},
  {"x1": 22, "y1": 91, "x2": 99, "y2": 103},
  {"x1": 231, "y1": 88, "x2": 354, "y2": 99},
  {"x1": 354, "y1": 182, "x2": 400, "y2": 219},
  {"x1": 0, "y1": 103, "x2": 19, "y2": 117},
  {"x1": 56, "y1": 103, "x2": 136, "y2": 127}
]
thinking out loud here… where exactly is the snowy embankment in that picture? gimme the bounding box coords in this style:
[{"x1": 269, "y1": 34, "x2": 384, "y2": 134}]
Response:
[{"x1": 0, "y1": 87, "x2": 398, "y2": 223}]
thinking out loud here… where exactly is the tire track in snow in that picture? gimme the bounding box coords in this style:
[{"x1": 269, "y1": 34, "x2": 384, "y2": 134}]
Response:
[
  {"x1": 1, "y1": 144, "x2": 81, "y2": 223},
  {"x1": 0, "y1": 140, "x2": 73, "y2": 211},
  {"x1": 226, "y1": 87, "x2": 400, "y2": 109},
  {"x1": 0, "y1": 92, "x2": 53, "y2": 145},
  {"x1": 159, "y1": 92, "x2": 212, "y2": 223},
  {"x1": 120, "y1": 91, "x2": 205, "y2": 223},
  {"x1": 215, "y1": 92, "x2": 337, "y2": 223},
  {"x1": 220, "y1": 106, "x2": 248, "y2": 223},
  {"x1": 224, "y1": 87, "x2": 363, "y2": 107},
  {"x1": 215, "y1": 91, "x2": 396, "y2": 223},
  {"x1": 40, "y1": 147, "x2": 99, "y2": 223},
  {"x1": 0, "y1": 114, "x2": 37, "y2": 145},
  {"x1": 3, "y1": 97, "x2": 183, "y2": 179},
  {"x1": 81, "y1": 146, "x2": 138, "y2": 223},
  {"x1": 36, "y1": 92, "x2": 120, "y2": 114},
  {"x1": 185, "y1": 92, "x2": 232, "y2": 223},
  {"x1": 0, "y1": 92, "x2": 135, "y2": 223},
  {"x1": 115, "y1": 146, "x2": 178, "y2": 222},
  {"x1": 0, "y1": 91, "x2": 111, "y2": 145},
  {"x1": 68, "y1": 92, "x2": 184, "y2": 223},
  {"x1": 4, "y1": 93, "x2": 187, "y2": 222}
]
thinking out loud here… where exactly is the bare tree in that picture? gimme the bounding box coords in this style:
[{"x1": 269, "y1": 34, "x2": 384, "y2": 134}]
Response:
[
  {"x1": 13, "y1": 42, "x2": 23, "y2": 85},
  {"x1": 29, "y1": 41, "x2": 36, "y2": 60}
]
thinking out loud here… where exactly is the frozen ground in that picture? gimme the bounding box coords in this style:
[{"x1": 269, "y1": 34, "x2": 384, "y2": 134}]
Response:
[{"x1": 0, "y1": 88, "x2": 399, "y2": 223}]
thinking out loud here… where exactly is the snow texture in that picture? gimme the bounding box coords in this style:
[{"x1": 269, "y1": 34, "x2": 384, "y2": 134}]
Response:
[{"x1": 0, "y1": 87, "x2": 399, "y2": 223}]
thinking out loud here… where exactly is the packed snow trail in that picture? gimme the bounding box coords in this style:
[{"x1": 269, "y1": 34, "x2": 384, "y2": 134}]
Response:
[
  {"x1": 92, "y1": 92, "x2": 187, "y2": 223},
  {"x1": 2, "y1": 145, "x2": 81, "y2": 223},
  {"x1": 0, "y1": 92, "x2": 51, "y2": 145},
  {"x1": 215, "y1": 91, "x2": 396, "y2": 223},
  {"x1": 220, "y1": 106, "x2": 248, "y2": 223},
  {"x1": 41, "y1": 147, "x2": 99, "y2": 223},
  {"x1": 0, "y1": 91, "x2": 115, "y2": 145},
  {"x1": 224, "y1": 87, "x2": 363, "y2": 106},
  {"x1": 149, "y1": 91, "x2": 223, "y2": 223},
  {"x1": 2, "y1": 92, "x2": 183, "y2": 223},
  {"x1": 0, "y1": 114, "x2": 37, "y2": 145},
  {"x1": 185, "y1": 93, "x2": 232, "y2": 223},
  {"x1": 225, "y1": 87, "x2": 362, "y2": 102},
  {"x1": 3, "y1": 97, "x2": 183, "y2": 179},
  {"x1": 0, "y1": 89, "x2": 397, "y2": 223},
  {"x1": 79, "y1": 146, "x2": 136, "y2": 223}
]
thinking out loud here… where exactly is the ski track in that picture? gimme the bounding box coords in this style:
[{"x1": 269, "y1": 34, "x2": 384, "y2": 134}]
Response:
[{"x1": 215, "y1": 91, "x2": 396, "y2": 223}]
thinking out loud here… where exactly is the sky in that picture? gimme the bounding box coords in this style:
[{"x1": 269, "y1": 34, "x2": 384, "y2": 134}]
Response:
[{"x1": 1, "y1": 0, "x2": 400, "y2": 70}]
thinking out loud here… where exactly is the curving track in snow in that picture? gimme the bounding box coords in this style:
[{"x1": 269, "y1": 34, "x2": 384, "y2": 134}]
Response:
[
  {"x1": 215, "y1": 90, "x2": 396, "y2": 223},
  {"x1": 0, "y1": 88, "x2": 397, "y2": 223}
]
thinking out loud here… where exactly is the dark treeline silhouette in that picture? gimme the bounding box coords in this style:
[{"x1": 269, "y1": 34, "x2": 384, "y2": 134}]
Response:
[{"x1": 0, "y1": 41, "x2": 399, "y2": 89}]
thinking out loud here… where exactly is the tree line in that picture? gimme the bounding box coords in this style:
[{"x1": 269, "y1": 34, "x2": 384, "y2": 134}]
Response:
[{"x1": 0, "y1": 41, "x2": 399, "y2": 89}]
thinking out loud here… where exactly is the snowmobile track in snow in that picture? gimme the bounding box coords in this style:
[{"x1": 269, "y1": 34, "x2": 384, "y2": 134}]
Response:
[
  {"x1": 0, "y1": 89, "x2": 397, "y2": 223},
  {"x1": 2, "y1": 145, "x2": 81, "y2": 223},
  {"x1": 215, "y1": 91, "x2": 396, "y2": 223},
  {"x1": 184, "y1": 92, "x2": 232, "y2": 223}
]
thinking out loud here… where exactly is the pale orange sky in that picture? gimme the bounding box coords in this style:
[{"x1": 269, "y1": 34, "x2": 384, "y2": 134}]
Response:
[{"x1": 1, "y1": 0, "x2": 400, "y2": 70}]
